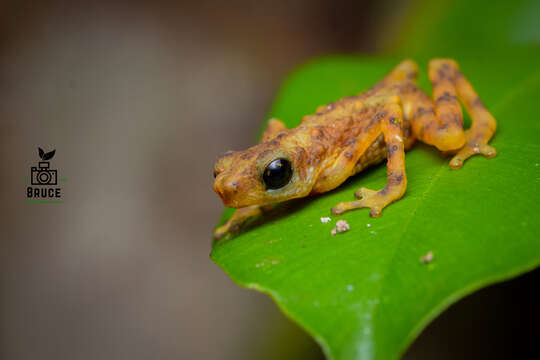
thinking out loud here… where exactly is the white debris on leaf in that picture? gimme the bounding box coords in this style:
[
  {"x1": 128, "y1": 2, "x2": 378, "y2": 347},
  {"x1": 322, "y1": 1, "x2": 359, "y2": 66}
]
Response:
[
  {"x1": 420, "y1": 251, "x2": 434, "y2": 264},
  {"x1": 320, "y1": 217, "x2": 331, "y2": 224},
  {"x1": 331, "y1": 220, "x2": 350, "y2": 235}
]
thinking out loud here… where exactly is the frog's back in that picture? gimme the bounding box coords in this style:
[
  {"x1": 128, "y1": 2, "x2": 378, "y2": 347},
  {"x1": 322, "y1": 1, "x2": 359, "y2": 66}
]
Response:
[{"x1": 297, "y1": 82, "x2": 418, "y2": 175}]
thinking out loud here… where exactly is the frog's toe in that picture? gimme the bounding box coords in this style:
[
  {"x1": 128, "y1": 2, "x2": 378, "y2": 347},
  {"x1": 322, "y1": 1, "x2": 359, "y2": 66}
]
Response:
[
  {"x1": 331, "y1": 188, "x2": 382, "y2": 216},
  {"x1": 449, "y1": 142, "x2": 497, "y2": 169},
  {"x1": 331, "y1": 199, "x2": 381, "y2": 217},
  {"x1": 213, "y1": 222, "x2": 239, "y2": 240},
  {"x1": 331, "y1": 202, "x2": 351, "y2": 215},
  {"x1": 369, "y1": 207, "x2": 382, "y2": 217},
  {"x1": 480, "y1": 143, "x2": 497, "y2": 158},
  {"x1": 332, "y1": 183, "x2": 405, "y2": 217},
  {"x1": 213, "y1": 225, "x2": 229, "y2": 240}
]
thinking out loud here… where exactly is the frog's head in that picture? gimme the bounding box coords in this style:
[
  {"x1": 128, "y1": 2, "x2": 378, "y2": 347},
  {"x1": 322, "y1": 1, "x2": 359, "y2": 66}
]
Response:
[{"x1": 213, "y1": 138, "x2": 315, "y2": 208}]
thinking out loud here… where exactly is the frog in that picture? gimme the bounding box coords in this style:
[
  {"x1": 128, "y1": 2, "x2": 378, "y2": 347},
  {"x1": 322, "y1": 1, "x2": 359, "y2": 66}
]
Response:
[{"x1": 212, "y1": 59, "x2": 497, "y2": 239}]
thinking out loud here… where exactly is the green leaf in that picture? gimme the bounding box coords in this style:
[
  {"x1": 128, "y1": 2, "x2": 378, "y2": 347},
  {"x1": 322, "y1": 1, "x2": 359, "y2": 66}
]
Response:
[
  {"x1": 392, "y1": 0, "x2": 540, "y2": 56},
  {"x1": 211, "y1": 55, "x2": 540, "y2": 360}
]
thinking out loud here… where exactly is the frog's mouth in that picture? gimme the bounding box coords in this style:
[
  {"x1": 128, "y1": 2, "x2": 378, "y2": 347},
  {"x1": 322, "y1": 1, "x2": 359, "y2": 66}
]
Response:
[
  {"x1": 216, "y1": 193, "x2": 243, "y2": 208},
  {"x1": 213, "y1": 182, "x2": 228, "y2": 205}
]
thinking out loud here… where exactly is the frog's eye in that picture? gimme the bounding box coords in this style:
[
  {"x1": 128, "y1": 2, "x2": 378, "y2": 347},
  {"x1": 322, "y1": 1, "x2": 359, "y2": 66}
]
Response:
[{"x1": 263, "y1": 158, "x2": 293, "y2": 190}]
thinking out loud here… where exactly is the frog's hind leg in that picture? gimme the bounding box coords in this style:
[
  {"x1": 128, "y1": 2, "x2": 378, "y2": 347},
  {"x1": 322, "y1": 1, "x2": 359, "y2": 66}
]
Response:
[
  {"x1": 368, "y1": 59, "x2": 419, "y2": 93},
  {"x1": 449, "y1": 62, "x2": 497, "y2": 168},
  {"x1": 386, "y1": 59, "x2": 419, "y2": 82},
  {"x1": 332, "y1": 98, "x2": 407, "y2": 217},
  {"x1": 412, "y1": 59, "x2": 496, "y2": 168}
]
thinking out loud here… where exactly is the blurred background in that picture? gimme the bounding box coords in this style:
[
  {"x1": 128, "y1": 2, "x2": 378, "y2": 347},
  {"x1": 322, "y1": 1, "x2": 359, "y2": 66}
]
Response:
[{"x1": 1, "y1": 0, "x2": 539, "y2": 359}]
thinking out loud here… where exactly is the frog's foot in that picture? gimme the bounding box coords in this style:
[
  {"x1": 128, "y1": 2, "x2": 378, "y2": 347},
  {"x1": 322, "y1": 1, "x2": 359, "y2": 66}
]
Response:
[
  {"x1": 416, "y1": 59, "x2": 497, "y2": 169},
  {"x1": 331, "y1": 186, "x2": 402, "y2": 217},
  {"x1": 449, "y1": 138, "x2": 497, "y2": 169},
  {"x1": 213, "y1": 205, "x2": 263, "y2": 240}
]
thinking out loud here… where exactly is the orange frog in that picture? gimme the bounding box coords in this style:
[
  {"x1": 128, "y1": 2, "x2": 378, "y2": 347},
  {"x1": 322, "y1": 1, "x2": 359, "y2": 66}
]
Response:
[{"x1": 213, "y1": 59, "x2": 497, "y2": 239}]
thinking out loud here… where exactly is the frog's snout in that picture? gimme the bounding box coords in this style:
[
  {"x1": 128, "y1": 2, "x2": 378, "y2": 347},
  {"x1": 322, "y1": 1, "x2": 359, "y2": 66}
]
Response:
[
  {"x1": 213, "y1": 176, "x2": 226, "y2": 202},
  {"x1": 213, "y1": 175, "x2": 242, "y2": 208}
]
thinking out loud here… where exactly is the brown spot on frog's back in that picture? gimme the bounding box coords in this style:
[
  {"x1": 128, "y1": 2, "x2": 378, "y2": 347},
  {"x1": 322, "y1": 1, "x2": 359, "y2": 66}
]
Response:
[
  {"x1": 375, "y1": 111, "x2": 388, "y2": 120},
  {"x1": 344, "y1": 137, "x2": 357, "y2": 146},
  {"x1": 311, "y1": 126, "x2": 332, "y2": 142},
  {"x1": 364, "y1": 111, "x2": 386, "y2": 130}
]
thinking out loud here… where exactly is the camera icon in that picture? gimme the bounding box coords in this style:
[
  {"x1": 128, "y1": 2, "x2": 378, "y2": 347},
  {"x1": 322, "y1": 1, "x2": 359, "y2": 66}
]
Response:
[{"x1": 31, "y1": 161, "x2": 57, "y2": 185}]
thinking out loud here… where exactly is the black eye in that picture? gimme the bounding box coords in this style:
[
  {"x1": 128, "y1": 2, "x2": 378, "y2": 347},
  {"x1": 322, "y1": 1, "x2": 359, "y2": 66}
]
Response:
[{"x1": 263, "y1": 158, "x2": 293, "y2": 190}]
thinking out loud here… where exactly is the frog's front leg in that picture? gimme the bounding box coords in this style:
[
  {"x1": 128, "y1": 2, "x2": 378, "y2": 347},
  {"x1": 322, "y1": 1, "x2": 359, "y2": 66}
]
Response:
[
  {"x1": 213, "y1": 205, "x2": 267, "y2": 240},
  {"x1": 213, "y1": 118, "x2": 286, "y2": 240},
  {"x1": 332, "y1": 99, "x2": 407, "y2": 217}
]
